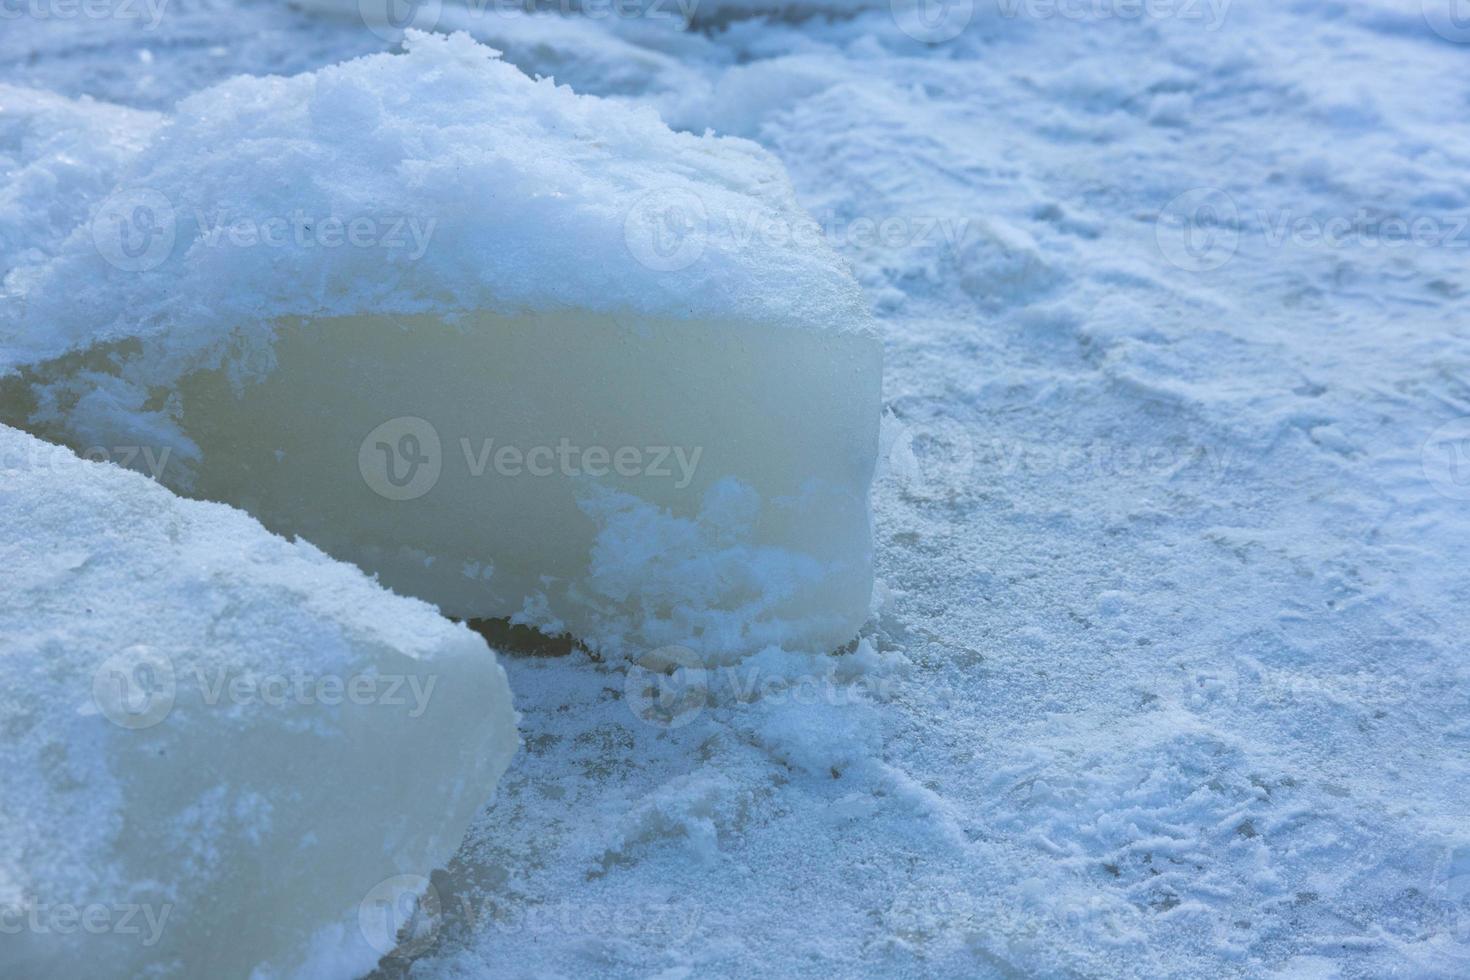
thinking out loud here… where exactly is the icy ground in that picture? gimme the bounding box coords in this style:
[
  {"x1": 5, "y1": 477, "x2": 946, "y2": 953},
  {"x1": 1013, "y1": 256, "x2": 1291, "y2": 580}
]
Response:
[{"x1": 5, "y1": 0, "x2": 1470, "y2": 976}]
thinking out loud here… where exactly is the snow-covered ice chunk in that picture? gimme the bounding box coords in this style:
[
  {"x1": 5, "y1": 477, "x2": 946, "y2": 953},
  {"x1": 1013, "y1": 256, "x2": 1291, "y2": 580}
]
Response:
[
  {"x1": 1, "y1": 32, "x2": 881, "y2": 662},
  {"x1": 0, "y1": 85, "x2": 161, "y2": 279},
  {"x1": 0, "y1": 31, "x2": 870, "y2": 381},
  {"x1": 0, "y1": 425, "x2": 517, "y2": 979}
]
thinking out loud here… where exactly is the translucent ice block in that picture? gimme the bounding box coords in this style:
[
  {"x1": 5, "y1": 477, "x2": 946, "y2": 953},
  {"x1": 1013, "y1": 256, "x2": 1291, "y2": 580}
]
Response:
[
  {"x1": 167, "y1": 308, "x2": 881, "y2": 662},
  {"x1": 0, "y1": 425, "x2": 518, "y2": 979}
]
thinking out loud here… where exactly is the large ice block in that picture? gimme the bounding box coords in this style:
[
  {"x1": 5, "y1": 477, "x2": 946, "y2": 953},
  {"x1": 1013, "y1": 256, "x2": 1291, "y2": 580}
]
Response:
[
  {"x1": 174, "y1": 308, "x2": 879, "y2": 660},
  {"x1": 0, "y1": 32, "x2": 881, "y2": 661},
  {"x1": 0, "y1": 424, "x2": 518, "y2": 979}
]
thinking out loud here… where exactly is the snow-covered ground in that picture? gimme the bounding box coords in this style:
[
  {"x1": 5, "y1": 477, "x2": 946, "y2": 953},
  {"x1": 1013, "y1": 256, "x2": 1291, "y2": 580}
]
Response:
[{"x1": 4, "y1": 1, "x2": 1469, "y2": 976}]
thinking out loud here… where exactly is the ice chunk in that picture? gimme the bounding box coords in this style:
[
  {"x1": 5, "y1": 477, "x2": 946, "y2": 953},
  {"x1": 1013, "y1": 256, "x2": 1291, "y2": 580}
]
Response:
[
  {"x1": 0, "y1": 425, "x2": 517, "y2": 979},
  {"x1": 1, "y1": 32, "x2": 881, "y2": 661},
  {"x1": 170, "y1": 308, "x2": 879, "y2": 661}
]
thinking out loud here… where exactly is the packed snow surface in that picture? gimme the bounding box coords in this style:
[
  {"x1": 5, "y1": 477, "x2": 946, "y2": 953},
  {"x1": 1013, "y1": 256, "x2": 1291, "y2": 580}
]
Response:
[
  {"x1": 3, "y1": 0, "x2": 1470, "y2": 977},
  {"x1": 0, "y1": 423, "x2": 517, "y2": 979}
]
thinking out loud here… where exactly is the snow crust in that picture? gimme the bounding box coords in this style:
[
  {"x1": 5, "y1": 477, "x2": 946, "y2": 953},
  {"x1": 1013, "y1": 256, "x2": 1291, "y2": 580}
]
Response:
[
  {"x1": 0, "y1": 85, "x2": 161, "y2": 280},
  {"x1": 0, "y1": 423, "x2": 517, "y2": 978},
  {"x1": 0, "y1": 30, "x2": 867, "y2": 381}
]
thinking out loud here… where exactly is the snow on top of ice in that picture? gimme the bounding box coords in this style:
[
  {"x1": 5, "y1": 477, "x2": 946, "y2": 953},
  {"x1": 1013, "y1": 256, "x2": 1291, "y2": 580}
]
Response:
[
  {"x1": 0, "y1": 85, "x2": 162, "y2": 281},
  {"x1": 0, "y1": 30, "x2": 869, "y2": 379},
  {"x1": 0, "y1": 421, "x2": 508, "y2": 919}
]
